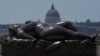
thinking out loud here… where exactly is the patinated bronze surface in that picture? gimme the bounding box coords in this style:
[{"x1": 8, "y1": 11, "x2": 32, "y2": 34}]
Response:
[{"x1": 2, "y1": 21, "x2": 97, "y2": 56}]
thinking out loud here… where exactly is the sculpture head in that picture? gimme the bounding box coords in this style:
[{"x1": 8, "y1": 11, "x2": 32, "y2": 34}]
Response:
[
  {"x1": 21, "y1": 21, "x2": 38, "y2": 33},
  {"x1": 9, "y1": 24, "x2": 20, "y2": 37},
  {"x1": 25, "y1": 20, "x2": 33, "y2": 24}
]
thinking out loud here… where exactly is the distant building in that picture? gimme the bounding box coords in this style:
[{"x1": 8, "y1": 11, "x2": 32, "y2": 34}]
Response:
[
  {"x1": 45, "y1": 4, "x2": 61, "y2": 25},
  {"x1": 76, "y1": 26, "x2": 100, "y2": 35},
  {"x1": 76, "y1": 19, "x2": 100, "y2": 35}
]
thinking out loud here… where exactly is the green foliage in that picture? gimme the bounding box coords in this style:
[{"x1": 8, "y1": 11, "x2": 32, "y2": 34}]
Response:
[
  {"x1": 0, "y1": 35, "x2": 8, "y2": 44},
  {"x1": 96, "y1": 40, "x2": 100, "y2": 45}
]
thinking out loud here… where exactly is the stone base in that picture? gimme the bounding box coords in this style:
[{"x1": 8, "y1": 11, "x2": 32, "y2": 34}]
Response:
[{"x1": 2, "y1": 43, "x2": 96, "y2": 56}]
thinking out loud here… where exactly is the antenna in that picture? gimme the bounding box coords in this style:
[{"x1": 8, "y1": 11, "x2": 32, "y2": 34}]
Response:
[{"x1": 75, "y1": 17, "x2": 77, "y2": 23}]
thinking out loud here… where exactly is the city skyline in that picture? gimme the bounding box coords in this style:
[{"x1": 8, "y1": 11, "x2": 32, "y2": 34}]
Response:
[{"x1": 0, "y1": 0, "x2": 100, "y2": 24}]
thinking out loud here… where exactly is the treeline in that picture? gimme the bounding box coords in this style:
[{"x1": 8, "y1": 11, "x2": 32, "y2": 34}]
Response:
[
  {"x1": 0, "y1": 24, "x2": 9, "y2": 29},
  {"x1": 77, "y1": 19, "x2": 100, "y2": 27}
]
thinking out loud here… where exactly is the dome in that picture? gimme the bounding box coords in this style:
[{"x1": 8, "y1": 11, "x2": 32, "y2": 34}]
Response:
[
  {"x1": 46, "y1": 4, "x2": 60, "y2": 17},
  {"x1": 45, "y1": 4, "x2": 61, "y2": 25}
]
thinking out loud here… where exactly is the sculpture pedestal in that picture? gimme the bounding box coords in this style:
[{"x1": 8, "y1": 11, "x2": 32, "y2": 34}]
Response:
[{"x1": 2, "y1": 43, "x2": 96, "y2": 56}]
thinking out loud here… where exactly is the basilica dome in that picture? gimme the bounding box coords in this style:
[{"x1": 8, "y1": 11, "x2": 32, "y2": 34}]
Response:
[
  {"x1": 45, "y1": 4, "x2": 61, "y2": 25},
  {"x1": 46, "y1": 4, "x2": 60, "y2": 17}
]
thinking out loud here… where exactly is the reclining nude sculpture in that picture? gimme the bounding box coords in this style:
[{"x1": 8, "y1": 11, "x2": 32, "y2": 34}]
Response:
[{"x1": 2, "y1": 21, "x2": 97, "y2": 56}]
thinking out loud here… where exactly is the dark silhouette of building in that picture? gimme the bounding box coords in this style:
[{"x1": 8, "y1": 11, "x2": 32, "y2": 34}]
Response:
[{"x1": 45, "y1": 4, "x2": 61, "y2": 25}]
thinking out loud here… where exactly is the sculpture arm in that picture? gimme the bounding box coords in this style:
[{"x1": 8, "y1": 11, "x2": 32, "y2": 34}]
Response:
[{"x1": 17, "y1": 28, "x2": 37, "y2": 40}]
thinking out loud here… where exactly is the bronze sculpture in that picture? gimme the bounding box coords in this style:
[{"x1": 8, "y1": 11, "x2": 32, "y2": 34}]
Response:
[
  {"x1": 3, "y1": 21, "x2": 97, "y2": 56},
  {"x1": 8, "y1": 21, "x2": 97, "y2": 43}
]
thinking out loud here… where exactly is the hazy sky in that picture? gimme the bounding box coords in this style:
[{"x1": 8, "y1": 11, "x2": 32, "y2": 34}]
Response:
[{"x1": 0, "y1": 0, "x2": 100, "y2": 24}]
